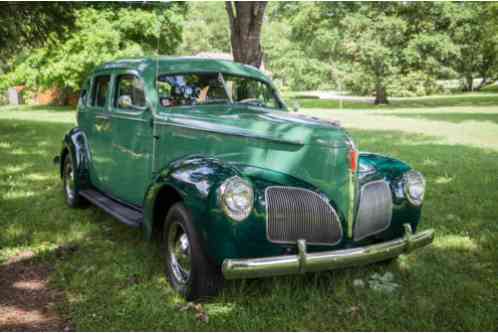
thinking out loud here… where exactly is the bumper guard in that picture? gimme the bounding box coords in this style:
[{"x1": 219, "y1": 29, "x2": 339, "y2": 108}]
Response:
[{"x1": 222, "y1": 224, "x2": 434, "y2": 279}]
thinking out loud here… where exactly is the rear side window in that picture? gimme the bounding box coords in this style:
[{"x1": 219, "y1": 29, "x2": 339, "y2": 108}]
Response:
[
  {"x1": 91, "y1": 75, "x2": 110, "y2": 108},
  {"x1": 115, "y1": 74, "x2": 146, "y2": 109}
]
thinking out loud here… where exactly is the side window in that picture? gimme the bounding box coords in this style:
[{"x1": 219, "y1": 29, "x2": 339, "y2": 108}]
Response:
[
  {"x1": 91, "y1": 75, "x2": 110, "y2": 108},
  {"x1": 115, "y1": 74, "x2": 146, "y2": 110},
  {"x1": 79, "y1": 80, "x2": 90, "y2": 106}
]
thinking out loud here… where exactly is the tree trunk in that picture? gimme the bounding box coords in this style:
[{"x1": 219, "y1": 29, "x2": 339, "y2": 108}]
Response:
[
  {"x1": 225, "y1": 1, "x2": 267, "y2": 68},
  {"x1": 463, "y1": 75, "x2": 474, "y2": 92},
  {"x1": 374, "y1": 84, "x2": 388, "y2": 104}
]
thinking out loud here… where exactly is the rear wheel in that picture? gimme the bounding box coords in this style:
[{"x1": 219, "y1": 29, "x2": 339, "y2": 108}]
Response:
[
  {"x1": 163, "y1": 202, "x2": 223, "y2": 301},
  {"x1": 63, "y1": 153, "x2": 84, "y2": 208}
]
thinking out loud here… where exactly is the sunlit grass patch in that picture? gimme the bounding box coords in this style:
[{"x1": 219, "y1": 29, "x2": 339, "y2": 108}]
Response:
[{"x1": 388, "y1": 112, "x2": 498, "y2": 124}]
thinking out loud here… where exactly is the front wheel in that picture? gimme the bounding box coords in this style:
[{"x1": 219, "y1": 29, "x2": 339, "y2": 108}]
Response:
[{"x1": 163, "y1": 202, "x2": 223, "y2": 301}]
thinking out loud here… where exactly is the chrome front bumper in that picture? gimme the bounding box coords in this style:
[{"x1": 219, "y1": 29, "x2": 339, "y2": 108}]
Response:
[{"x1": 222, "y1": 224, "x2": 434, "y2": 280}]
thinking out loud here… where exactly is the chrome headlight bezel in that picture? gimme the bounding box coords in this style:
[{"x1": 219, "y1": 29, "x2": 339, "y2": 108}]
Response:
[
  {"x1": 219, "y1": 176, "x2": 254, "y2": 222},
  {"x1": 403, "y1": 170, "x2": 426, "y2": 206}
]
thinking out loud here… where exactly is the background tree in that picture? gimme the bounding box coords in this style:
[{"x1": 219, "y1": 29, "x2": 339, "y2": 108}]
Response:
[
  {"x1": 446, "y1": 2, "x2": 498, "y2": 91},
  {"x1": 178, "y1": 2, "x2": 231, "y2": 56},
  {"x1": 2, "y1": 4, "x2": 186, "y2": 103},
  {"x1": 225, "y1": 1, "x2": 267, "y2": 68}
]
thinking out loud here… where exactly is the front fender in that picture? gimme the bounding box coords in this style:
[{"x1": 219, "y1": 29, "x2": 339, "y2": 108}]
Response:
[
  {"x1": 143, "y1": 156, "x2": 325, "y2": 265},
  {"x1": 143, "y1": 156, "x2": 243, "y2": 263},
  {"x1": 59, "y1": 127, "x2": 91, "y2": 190}
]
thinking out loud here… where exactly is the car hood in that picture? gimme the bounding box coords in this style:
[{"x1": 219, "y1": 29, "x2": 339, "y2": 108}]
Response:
[{"x1": 157, "y1": 104, "x2": 352, "y2": 148}]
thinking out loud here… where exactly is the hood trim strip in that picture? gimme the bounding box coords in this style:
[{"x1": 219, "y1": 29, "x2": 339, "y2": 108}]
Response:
[{"x1": 155, "y1": 119, "x2": 306, "y2": 146}]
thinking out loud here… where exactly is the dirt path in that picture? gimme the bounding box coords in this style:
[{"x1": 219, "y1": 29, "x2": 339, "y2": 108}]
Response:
[{"x1": 0, "y1": 251, "x2": 70, "y2": 332}]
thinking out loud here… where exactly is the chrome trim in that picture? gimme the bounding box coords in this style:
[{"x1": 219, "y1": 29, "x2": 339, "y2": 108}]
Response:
[
  {"x1": 110, "y1": 114, "x2": 148, "y2": 122},
  {"x1": 154, "y1": 119, "x2": 305, "y2": 146},
  {"x1": 222, "y1": 224, "x2": 434, "y2": 280},
  {"x1": 95, "y1": 114, "x2": 110, "y2": 121},
  {"x1": 353, "y1": 179, "x2": 393, "y2": 242},
  {"x1": 403, "y1": 170, "x2": 425, "y2": 206},
  {"x1": 265, "y1": 186, "x2": 343, "y2": 246},
  {"x1": 218, "y1": 176, "x2": 254, "y2": 222}
]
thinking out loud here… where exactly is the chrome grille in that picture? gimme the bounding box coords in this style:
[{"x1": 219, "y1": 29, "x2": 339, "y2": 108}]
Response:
[
  {"x1": 266, "y1": 187, "x2": 342, "y2": 245},
  {"x1": 354, "y1": 180, "x2": 393, "y2": 241}
]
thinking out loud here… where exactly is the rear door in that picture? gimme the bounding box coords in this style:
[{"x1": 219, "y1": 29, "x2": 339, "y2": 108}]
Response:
[
  {"x1": 86, "y1": 72, "x2": 114, "y2": 192},
  {"x1": 108, "y1": 71, "x2": 153, "y2": 206}
]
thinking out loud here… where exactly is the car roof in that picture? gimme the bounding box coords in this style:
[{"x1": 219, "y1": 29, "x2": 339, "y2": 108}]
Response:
[{"x1": 94, "y1": 57, "x2": 271, "y2": 83}]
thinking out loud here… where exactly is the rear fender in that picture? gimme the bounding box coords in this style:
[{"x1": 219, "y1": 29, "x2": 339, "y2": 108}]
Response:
[{"x1": 59, "y1": 127, "x2": 91, "y2": 190}]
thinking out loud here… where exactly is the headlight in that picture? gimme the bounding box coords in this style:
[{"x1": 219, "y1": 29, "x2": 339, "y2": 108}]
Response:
[
  {"x1": 403, "y1": 170, "x2": 425, "y2": 206},
  {"x1": 219, "y1": 176, "x2": 254, "y2": 221}
]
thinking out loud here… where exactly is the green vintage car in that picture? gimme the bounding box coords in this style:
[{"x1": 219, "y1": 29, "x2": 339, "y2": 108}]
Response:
[{"x1": 56, "y1": 57, "x2": 434, "y2": 300}]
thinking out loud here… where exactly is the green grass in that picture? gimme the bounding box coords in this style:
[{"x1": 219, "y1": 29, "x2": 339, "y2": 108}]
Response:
[
  {"x1": 292, "y1": 93, "x2": 498, "y2": 109},
  {"x1": 388, "y1": 112, "x2": 498, "y2": 124},
  {"x1": 1, "y1": 105, "x2": 498, "y2": 331}
]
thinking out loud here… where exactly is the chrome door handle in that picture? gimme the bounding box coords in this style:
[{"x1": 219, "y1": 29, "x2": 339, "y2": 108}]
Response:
[{"x1": 96, "y1": 114, "x2": 110, "y2": 121}]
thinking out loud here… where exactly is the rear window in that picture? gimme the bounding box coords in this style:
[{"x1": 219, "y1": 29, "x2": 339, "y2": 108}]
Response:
[{"x1": 91, "y1": 75, "x2": 110, "y2": 108}]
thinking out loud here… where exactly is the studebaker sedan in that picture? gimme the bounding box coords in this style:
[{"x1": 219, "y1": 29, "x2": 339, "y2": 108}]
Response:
[{"x1": 55, "y1": 57, "x2": 434, "y2": 300}]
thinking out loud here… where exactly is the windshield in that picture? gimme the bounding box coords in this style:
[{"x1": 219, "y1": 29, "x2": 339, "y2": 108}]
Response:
[{"x1": 157, "y1": 72, "x2": 282, "y2": 109}]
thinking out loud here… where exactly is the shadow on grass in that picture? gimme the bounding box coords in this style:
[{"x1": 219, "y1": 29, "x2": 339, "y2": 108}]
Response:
[
  {"x1": 1, "y1": 119, "x2": 497, "y2": 330},
  {"x1": 0, "y1": 251, "x2": 70, "y2": 331}
]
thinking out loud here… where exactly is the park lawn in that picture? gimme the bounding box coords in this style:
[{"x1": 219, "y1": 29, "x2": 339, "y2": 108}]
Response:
[
  {"x1": 291, "y1": 92, "x2": 498, "y2": 109},
  {"x1": 387, "y1": 112, "x2": 498, "y2": 125},
  {"x1": 0, "y1": 105, "x2": 497, "y2": 331}
]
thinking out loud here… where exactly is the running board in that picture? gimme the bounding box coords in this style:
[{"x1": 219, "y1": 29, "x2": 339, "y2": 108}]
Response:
[{"x1": 80, "y1": 189, "x2": 143, "y2": 228}]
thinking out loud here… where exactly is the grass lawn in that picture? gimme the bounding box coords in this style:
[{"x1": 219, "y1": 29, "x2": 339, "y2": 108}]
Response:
[
  {"x1": 1, "y1": 104, "x2": 497, "y2": 331},
  {"x1": 387, "y1": 112, "x2": 498, "y2": 125},
  {"x1": 291, "y1": 92, "x2": 498, "y2": 110}
]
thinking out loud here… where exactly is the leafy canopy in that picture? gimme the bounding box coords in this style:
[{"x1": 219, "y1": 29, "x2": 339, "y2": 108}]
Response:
[{"x1": 2, "y1": 4, "x2": 185, "y2": 94}]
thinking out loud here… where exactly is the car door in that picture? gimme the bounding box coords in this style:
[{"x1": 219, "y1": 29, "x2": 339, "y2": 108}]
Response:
[
  {"x1": 108, "y1": 71, "x2": 153, "y2": 206},
  {"x1": 85, "y1": 72, "x2": 114, "y2": 193}
]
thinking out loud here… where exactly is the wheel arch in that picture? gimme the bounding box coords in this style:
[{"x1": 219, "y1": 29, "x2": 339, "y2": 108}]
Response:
[
  {"x1": 60, "y1": 127, "x2": 91, "y2": 189},
  {"x1": 142, "y1": 155, "x2": 241, "y2": 241}
]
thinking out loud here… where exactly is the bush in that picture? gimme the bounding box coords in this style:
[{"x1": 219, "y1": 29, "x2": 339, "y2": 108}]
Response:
[{"x1": 387, "y1": 71, "x2": 444, "y2": 97}]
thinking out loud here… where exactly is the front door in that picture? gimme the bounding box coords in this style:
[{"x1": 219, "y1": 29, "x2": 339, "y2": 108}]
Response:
[
  {"x1": 86, "y1": 73, "x2": 114, "y2": 193},
  {"x1": 108, "y1": 71, "x2": 153, "y2": 206}
]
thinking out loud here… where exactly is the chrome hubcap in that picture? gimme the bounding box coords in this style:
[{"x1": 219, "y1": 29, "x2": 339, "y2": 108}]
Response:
[
  {"x1": 64, "y1": 161, "x2": 75, "y2": 200},
  {"x1": 168, "y1": 222, "x2": 191, "y2": 284}
]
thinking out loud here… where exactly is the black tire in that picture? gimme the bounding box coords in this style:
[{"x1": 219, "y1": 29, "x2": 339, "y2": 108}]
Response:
[
  {"x1": 163, "y1": 202, "x2": 223, "y2": 301},
  {"x1": 62, "y1": 153, "x2": 84, "y2": 208}
]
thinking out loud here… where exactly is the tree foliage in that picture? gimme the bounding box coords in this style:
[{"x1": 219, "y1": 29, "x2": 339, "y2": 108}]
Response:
[
  {"x1": 178, "y1": 2, "x2": 231, "y2": 56},
  {"x1": 2, "y1": 3, "x2": 185, "y2": 99},
  {"x1": 265, "y1": 2, "x2": 498, "y2": 102}
]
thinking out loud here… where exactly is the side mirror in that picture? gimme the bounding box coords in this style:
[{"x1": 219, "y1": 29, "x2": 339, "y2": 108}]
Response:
[
  {"x1": 292, "y1": 100, "x2": 300, "y2": 112},
  {"x1": 118, "y1": 95, "x2": 132, "y2": 109}
]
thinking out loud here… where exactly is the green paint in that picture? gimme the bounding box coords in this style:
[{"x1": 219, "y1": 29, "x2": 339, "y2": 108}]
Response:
[{"x1": 64, "y1": 57, "x2": 423, "y2": 264}]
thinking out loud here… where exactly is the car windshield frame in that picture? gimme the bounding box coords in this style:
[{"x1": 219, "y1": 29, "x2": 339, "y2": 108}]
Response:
[{"x1": 156, "y1": 72, "x2": 285, "y2": 111}]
